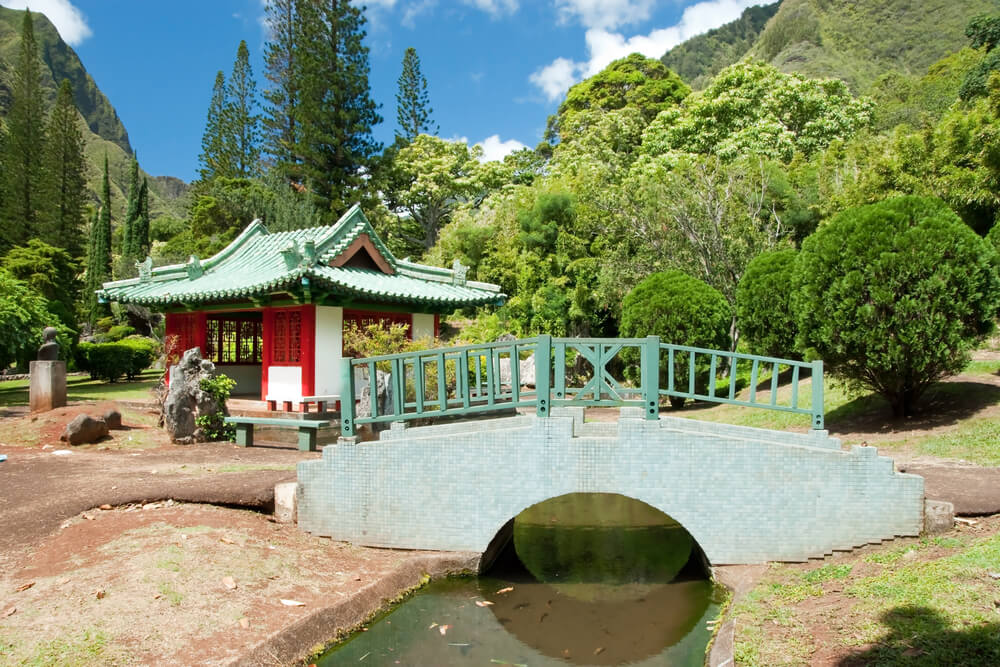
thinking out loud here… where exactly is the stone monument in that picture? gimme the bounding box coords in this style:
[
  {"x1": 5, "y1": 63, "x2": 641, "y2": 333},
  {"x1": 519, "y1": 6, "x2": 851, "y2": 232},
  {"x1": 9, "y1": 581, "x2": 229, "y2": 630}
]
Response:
[{"x1": 29, "y1": 326, "x2": 67, "y2": 412}]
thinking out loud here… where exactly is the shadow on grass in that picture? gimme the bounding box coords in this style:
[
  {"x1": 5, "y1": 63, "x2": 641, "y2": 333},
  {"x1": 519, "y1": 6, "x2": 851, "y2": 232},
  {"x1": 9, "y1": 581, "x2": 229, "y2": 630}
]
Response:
[
  {"x1": 839, "y1": 606, "x2": 1000, "y2": 666},
  {"x1": 826, "y1": 382, "x2": 1000, "y2": 436}
]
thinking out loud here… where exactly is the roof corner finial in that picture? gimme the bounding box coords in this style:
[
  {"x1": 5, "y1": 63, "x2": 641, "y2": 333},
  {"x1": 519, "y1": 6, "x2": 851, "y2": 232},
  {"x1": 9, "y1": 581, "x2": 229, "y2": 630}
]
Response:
[
  {"x1": 136, "y1": 256, "x2": 153, "y2": 282},
  {"x1": 185, "y1": 255, "x2": 203, "y2": 279}
]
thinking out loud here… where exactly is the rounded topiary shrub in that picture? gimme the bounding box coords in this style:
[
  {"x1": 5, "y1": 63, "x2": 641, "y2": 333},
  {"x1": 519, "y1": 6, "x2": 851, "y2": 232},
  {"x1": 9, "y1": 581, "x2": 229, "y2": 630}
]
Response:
[
  {"x1": 792, "y1": 195, "x2": 1000, "y2": 418},
  {"x1": 736, "y1": 248, "x2": 799, "y2": 359},
  {"x1": 620, "y1": 270, "x2": 731, "y2": 407}
]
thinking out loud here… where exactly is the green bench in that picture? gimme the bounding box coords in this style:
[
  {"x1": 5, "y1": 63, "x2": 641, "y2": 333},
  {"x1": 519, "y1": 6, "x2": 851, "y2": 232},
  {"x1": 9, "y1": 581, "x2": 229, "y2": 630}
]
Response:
[{"x1": 224, "y1": 416, "x2": 330, "y2": 452}]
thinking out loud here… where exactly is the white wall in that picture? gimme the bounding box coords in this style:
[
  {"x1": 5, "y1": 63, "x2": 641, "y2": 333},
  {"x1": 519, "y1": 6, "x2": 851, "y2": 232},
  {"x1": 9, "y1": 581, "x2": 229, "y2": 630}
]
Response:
[
  {"x1": 267, "y1": 366, "x2": 302, "y2": 401},
  {"x1": 314, "y1": 306, "x2": 344, "y2": 397},
  {"x1": 412, "y1": 312, "x2": 435, "y2": 342}
]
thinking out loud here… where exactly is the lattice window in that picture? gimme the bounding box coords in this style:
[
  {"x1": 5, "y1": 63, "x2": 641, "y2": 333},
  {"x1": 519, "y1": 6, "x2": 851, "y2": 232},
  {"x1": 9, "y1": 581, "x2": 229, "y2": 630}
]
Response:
[
  {"x1": 271, "y1": 310, "x2": 303, "y2": 364},
  {"x1": 288, "y1": 311, "x2": 302, "y2": 363},
  {"x1": 274, "y1": 312, "x2": 288, "y2": 363},
  {"x1": 204, "y1": 314, "x2": 262, "y2": 365},
  {"x1": 205, "y1": 319, "x2": 219, "y2": 361},
  {"x1": 239, "y1": 320, "x2": 261, "y2": 363}
]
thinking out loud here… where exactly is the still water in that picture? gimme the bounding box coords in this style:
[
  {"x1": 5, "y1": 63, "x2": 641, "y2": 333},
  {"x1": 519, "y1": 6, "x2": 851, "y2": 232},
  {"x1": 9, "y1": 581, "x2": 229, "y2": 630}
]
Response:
[{"x1": 318, "y1": 494, "x2": 723, "y2": 666}]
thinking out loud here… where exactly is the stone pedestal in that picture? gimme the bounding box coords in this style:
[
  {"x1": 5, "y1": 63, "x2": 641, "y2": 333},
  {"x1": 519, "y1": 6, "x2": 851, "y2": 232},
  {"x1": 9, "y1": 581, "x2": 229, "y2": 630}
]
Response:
[{"x1": 29, "y1": 360, "x2": 67, "y2": 412}]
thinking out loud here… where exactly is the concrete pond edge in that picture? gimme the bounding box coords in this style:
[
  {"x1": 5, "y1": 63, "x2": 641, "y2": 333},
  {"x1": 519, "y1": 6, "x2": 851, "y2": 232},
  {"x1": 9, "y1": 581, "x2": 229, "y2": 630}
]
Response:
[{"x1": 230, "y1": 551, "x2": 480, "y2": 667}]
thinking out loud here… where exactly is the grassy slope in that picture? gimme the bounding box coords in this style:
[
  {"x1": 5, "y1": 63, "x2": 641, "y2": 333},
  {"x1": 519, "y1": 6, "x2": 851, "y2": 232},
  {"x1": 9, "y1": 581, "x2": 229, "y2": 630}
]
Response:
[{"x1": 0, "y1": 7, "x2": 187, "y2": 227}]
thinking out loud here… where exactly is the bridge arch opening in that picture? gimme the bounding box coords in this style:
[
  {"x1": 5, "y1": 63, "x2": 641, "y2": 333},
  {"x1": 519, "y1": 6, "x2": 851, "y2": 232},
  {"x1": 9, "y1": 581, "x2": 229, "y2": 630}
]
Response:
[{"x1": 479, "y1": 492, "x2": 710, "y2": 583}]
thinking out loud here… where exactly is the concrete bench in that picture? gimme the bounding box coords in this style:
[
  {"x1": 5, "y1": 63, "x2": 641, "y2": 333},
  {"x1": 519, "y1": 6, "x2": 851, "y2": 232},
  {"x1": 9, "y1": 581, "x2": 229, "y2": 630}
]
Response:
[
  {"x1": 265, "y1": 394, "x2": 340, "y2": 414},
  {"x1": 224, "y1": 416, "x2": 330, "y2": 452}
]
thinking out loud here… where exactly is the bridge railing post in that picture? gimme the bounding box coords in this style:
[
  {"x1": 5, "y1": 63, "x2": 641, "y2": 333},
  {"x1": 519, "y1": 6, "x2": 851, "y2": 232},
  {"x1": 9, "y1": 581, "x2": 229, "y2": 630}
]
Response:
[
  {"x1": 811, "y1": 359, "x2": 824, "y2": 430},
  {"x1": 642, "y1": 335, "x2": 660, "y2": 420},
  {"x1": 535, "y1": 334, "x2": 551, "y2": 417},
  {"x1": 340, "y1": 359, "x2": 356, "y2": 437}
]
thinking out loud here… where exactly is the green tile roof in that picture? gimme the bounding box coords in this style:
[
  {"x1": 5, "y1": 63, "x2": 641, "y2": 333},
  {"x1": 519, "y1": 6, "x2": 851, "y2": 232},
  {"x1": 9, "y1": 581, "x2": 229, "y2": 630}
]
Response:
[{"x1": 99, "y1": 204, "x2": 504, "y2": 309}]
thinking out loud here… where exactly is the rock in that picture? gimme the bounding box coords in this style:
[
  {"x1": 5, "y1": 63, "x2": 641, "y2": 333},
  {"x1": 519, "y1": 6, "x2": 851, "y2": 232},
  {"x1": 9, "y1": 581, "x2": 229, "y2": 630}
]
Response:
[
  {"x1": 924, "y1": 499, "x2": 954, "y2": 535},
  {"x1": 357, "y1": 369, "x2": 393, "y2": 433},
  {"x1": 101, "y1": 409, "x2": 122, "y2": 430},
  {"x1": 274, "y1": 482, "x2": 297, "y2": 524},
  {"x1": 497, "y1": 353, "x2": 536, "y2": 388},
  {"x1": 161, "y1": 348, "x2": 227, "y2": 444},
  {"x1": 60, "y1": 414, "x2": 109, "y2": 446}
]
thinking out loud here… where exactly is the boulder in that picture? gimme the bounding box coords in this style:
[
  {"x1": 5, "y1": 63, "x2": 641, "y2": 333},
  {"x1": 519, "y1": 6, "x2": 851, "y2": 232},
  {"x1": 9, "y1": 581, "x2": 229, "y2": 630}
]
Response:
[
  {"x1": 498, "y1": 353, "x2": 536, "y2": 388},
  {"x1": 357, "y1": 369, "x2": 394, "y2": 433},
  {"x1": 61, "y1": 414, "x2": 109, "y2": 446},
  {"x1": 161, "y1": 348, "x2": 227, "y2": 444},
  {"x1": 101, "y1": 409, "x2": 122, "y2": 430}
]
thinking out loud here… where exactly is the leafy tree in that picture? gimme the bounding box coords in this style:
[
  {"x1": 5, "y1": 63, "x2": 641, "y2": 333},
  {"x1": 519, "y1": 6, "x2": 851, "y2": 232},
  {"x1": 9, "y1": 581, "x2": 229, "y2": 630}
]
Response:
[
  {"x1": 41, "y1": 78, "x2": 86, "y2": 259},
  {"x1": 224, "y1": 40, "x2": 261, "y2": 178},
  {"x1": 198, "y1": 71, "x2": 230, "y2": 182},
  {"x1": 262, "y1": 0, "x2": 300, "y2": 181},
  {"x1": 294, "y1": 0, "x2": 382, "y2": 217},
  {"x1": 871, "y1": 48, "x2": 981, "y2": 131},
  {"x1": 620, "y1": 270, "x2": 731, "y2": 408},
  {"x1": 0, "y1": 268, "x2": 54, "y2": 370},
  {"x1": 643, "y1": 61, "x2": 873, "y2": 163},
  {"x1": 2, "y1": 9, "x2": 47, "y2": 249},
  {"x1": 2, "y1": 239, "x2": 79, "y2": 328},
  {"x1": 960, "y1": 14, "x2": 1000, "y2": 100},
  {"x1": 395, "y1": 47, "x2": 437, "y2": 142},
  {"x1": 792, "y1": 196, "x2": 1000, "y2": 418},
  {"x1": 735, "y1": 248, "x2": 799, "y2": 358}
]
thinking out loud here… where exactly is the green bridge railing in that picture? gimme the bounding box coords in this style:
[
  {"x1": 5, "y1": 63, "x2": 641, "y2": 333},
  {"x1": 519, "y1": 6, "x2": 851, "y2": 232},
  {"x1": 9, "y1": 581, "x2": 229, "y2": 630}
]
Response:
[{"x1": 339, "y1": 335, "x2": 824, "y2": 437}]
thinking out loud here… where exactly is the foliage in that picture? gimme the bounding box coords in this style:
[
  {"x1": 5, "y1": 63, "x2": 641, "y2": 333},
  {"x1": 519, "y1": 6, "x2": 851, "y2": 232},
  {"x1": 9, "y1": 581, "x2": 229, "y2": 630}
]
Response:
[
  {"x1": 78, "y1": 337, "x2": 158, "y2": 382},
  {"x1": 223, "y1": 40, "x2": 262, "y2": 178},
  {"x1": 198, "y1": 71, "x2": 230, "y2": 182},
  {"x1": 2, "y1": 239, "x2": 79, "y2": 328},
  {"x1": 736, "y1": 248, "x2": 800, "y2": 359},
  {"x1": 261, "y1": 0, "x2": 299, "y2": 182},
  {"x1": 1, "y1": 9, "x2": 45, "y2": 250},
  {"x1": 195, "y1": 373, "x2": 237, "y2": 441},
  {"x1": 396, "y1": 46, "x2": 437, "y2": 142},
  {"x1": 342, "y1": 321, "x2": 427, "y2": 359},
  {"x1": 41, "y1": 78, "x2": 87, "y2": 259},
  {"x1": 620, "y1": 270, "x2": 731, "y2": 407},
  {"x1": 792, "y1": 196, "x2": 1000, "y2": 417},
  {"x1": 104, "y1": 325, "x2": 136, "y2": 341},
  {"x1": 84, "y1": 156, "x2": 113, "y2": 324},
  {"x1": 0, "y1": 268, "x2": 53, "y2": 369},
  {"x1": 871, "y1": 48, "x2": 981, "y2": 131},
  {"x1": 644, "y1": 61, "x2": 873, "y2": 163},
  {"x1": 119, "y1": 157, "x2": 150, "y2": 276},
  {"x1": 660, "y1": 2, "x2": 781, "y2": 90},
  {"x1": 960, "y1": 14, "x2": 1000, "y2": 100}
]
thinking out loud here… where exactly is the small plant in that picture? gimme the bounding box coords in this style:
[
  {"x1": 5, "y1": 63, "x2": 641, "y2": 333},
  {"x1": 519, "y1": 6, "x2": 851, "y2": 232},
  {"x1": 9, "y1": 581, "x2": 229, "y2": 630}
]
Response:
[{"x1": 196, "y1": 374, "x2": 236, "y2": 441}]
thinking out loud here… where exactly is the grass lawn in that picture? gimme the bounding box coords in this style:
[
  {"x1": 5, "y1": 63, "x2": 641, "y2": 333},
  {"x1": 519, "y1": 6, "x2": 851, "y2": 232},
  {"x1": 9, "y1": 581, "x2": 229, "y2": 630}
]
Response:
[
  {"x1": 731, "y1": 519, "x2": 1000, "y2": 665},
  {"x1": 0, "y1": 369, "x2": 161, "y2": 408}
]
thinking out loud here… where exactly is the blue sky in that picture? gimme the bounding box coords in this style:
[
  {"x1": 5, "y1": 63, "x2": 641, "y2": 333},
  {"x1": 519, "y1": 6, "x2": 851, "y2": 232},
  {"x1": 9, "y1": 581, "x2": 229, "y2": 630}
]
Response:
[{"x1": 1, "y1": 0, "x2": 764, "y2": 182}]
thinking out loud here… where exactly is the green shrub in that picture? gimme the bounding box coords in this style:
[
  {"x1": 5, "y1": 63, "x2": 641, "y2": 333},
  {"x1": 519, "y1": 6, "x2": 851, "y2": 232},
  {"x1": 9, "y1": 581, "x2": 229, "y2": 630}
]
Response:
[
  {"x1": 792, "y1": 196, "x2": 1000, "y2": 417},
  {"x1": 78, "y1": 337, "x2": 158, "y2": 382},
  {"x1": 196, "y1": 374, "x2": 236, "y2": 442},
  {"x1": 105, "y1": 325, "x2": 136, "y2": 342},
  {"x1": 620, "y1": 270, "x2": 731, "y2": 407},
  {"x1": 736, "y1": 248, "x2": 800, "y2": 358}
]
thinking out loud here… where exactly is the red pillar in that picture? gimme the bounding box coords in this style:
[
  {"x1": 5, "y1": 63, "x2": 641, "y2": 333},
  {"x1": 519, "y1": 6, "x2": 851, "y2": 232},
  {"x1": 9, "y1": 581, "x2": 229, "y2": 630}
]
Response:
[{"x1": 300, "y1": 305, "x2": 316, "y2": 398}]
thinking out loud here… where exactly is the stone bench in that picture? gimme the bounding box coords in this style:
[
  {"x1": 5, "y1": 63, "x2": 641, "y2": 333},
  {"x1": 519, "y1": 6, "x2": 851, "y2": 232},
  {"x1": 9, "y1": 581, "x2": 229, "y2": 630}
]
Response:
[
  {"x1": 265, "y1": 394, "x2": 340, "y2": 414},
  {"x1": 224, "y1": 416, "x2": 330, "y2": 452}
]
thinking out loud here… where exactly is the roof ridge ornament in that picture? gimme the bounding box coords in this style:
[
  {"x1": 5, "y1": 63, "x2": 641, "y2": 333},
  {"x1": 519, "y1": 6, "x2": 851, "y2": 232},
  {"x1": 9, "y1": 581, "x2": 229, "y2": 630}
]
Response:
[
  {"x1": 452, "y1": 259, "x2": 468, "y2": 286},
  {"x1": 136, "y1": 256, "x2": 153, "y2": 282},
  {"x1": 186, "y1": 255, "x2": 203, "y2": 279},
  {"x1": 280, "y1": 241, "x2": 302, "y2": 270}
]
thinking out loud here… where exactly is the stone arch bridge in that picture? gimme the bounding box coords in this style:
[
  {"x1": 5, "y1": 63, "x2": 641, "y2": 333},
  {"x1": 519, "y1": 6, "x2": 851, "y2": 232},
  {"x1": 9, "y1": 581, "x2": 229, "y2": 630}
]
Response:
[{"x1": 296, "y1": 336, "x2": 924, "y2": 565}]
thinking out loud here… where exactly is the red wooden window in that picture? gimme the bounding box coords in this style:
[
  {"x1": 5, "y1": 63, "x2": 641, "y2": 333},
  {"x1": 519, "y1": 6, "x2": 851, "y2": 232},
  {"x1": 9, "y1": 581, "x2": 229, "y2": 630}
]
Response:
[
  {"x1": 204, "y1": 314, "x2": 262, "y2": 365},
  {"x1": 272, "y1": 310, "x2": 303, "y2": 364}
]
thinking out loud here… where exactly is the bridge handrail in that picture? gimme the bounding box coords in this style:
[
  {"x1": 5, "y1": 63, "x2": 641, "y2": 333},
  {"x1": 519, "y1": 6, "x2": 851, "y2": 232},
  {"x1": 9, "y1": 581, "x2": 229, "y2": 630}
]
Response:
[{"x1": 339, "y1": 335, "x2": 824, "y2": 437}]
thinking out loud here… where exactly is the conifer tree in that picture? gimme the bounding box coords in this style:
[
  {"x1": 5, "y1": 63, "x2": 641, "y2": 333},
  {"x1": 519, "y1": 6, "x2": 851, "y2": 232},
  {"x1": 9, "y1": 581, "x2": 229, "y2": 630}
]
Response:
[
  {"x1": 135, "y1": 177, "x2": 150, "y2": 259},
  {"x1": 41, "y1": 79, "x2": 87, "y2": 260},
  {"x1": 294, "y1": 0, "x2": 382, "y2": 216},
  {"x1": 262, "y1": 0, "x2": 300, "y2": 182},
  {"x1": 198, "y1": 71, "x2": 230, "y2": 182},
  {"x1": 396, "y1": 47, "x2": 437, "y2": 142},
  {"x1": 120, "y1": 155, "x2": 140, "y2": 270},
  {"x1": 2, "y1": 9, "x2": 47, "y2": 250},
  {"x1": 85, "y1": 155, "x2": 113, "y2": 323},
  {"x1": 224, "y1": 40, "x2": 262, "y2": 178}
]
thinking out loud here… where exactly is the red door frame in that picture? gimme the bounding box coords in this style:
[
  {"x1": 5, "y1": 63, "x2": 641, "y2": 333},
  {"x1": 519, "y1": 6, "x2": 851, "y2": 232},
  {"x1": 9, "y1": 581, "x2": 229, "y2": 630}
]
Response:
[{"x1": 261, "y1": 304, "x2": 315, "y2": 401}]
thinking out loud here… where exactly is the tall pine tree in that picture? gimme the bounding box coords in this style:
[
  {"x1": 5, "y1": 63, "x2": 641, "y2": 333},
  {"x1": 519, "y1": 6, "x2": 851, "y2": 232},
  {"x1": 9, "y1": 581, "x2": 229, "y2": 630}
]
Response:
[
  {"x1": 294, "y1": 0, "x2": 382, "y2": 217},
  {"x1": 262, "y1": 0, "x2": 300, "y2": 182},
  {"x1": 198, "y1": 71, "x2": 231, "y2": 182},
  {"x1": 120, "y1": 155, "x2": 140, "y2": 273},
  {"x1": 85, "y1": 155, "x2": 112, "y2": 324},
  {"x1": 135, "y1": 177, "x2": 150, "y2": 260},
  {"x1": 2, "y1": 9, "x2": 47, "y2": 250},
  {"x1": 224, "y1": 40, "x2": 262, "y2": 178},
  {"x1": 395, "y1": 47, "x2": 437, "y2": 142},
  {"x1": 41, "y1": 79, "x2": 87, "y2": 260}
]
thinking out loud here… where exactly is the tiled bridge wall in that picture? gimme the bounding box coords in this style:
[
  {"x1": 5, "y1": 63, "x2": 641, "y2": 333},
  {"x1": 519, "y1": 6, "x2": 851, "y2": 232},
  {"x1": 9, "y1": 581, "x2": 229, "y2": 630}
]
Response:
[{"x1": 296, "y1": 408, "x2": 925, "y2": 564}]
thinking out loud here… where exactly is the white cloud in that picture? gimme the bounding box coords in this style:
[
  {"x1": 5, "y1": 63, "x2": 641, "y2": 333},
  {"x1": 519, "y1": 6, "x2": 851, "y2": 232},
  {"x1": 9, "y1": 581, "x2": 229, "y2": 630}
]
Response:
[
  {"x1": 477, "y1": 134, "x2": 527, "y2": 162},
  {"x1": 0, "y1": 0, "x2": 91, "y2": 45},
  {"x1": 555, "y1": 0, "x2": 654, "y2": 31},
  {"x1": 461, "y1": 0, "x2": 518, "y2": 17},
  {"x1": 401, "y1": 0, "x2": 436, "y2": 28},
  {"x1": 531, "y1": 0, "x2": 761, "y2": 101}
]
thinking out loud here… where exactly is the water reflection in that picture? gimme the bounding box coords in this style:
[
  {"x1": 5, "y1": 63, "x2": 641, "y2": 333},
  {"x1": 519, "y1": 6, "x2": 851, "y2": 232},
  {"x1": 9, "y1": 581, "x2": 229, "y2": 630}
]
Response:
[{"x1": 319, "y1": 493, "x2": 718, "y2": 666}]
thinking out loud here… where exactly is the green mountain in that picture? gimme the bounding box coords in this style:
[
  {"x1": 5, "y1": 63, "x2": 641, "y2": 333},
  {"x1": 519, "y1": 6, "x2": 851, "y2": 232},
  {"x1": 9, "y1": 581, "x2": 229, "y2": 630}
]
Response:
[
  {"x1": 662, "y1": 0, "x2": 1000, "y2": 93},
  {"x1": 0, "y1": 7, "x2": 186, "y2": 235},
  {"x1": 660, "y1": 2, "x2": 780, "y2": 90}
]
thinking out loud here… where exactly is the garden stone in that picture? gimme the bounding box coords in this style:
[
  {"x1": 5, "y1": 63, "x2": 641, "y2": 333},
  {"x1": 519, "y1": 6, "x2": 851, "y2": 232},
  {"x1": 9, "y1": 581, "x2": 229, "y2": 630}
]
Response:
[
  {"x1": 924, "y1": 499, "x2": 954, "y2": 535},
  {"x1": 161, "y1": 347, "x2": 228, "y2": 444},
  {"x1": 101, "y1": 409, "x2": 122, "y2": 430},
  {"x1": 61, "y1": 414, "x2": 109, "y2": 446},
  {"x1": 357, "y1": 369, "x2": 393, "y2": 433}
]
